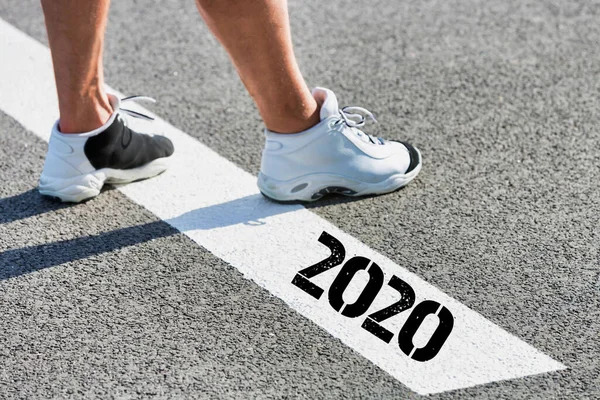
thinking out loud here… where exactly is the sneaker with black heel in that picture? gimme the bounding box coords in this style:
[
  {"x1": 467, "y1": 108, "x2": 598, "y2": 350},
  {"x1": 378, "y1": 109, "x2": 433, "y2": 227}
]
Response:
[
  {"x1": 39, "y1": 94, "x2": 174, "y2": 203},
  {"x1": 258, "y1": 87, "x2": 421, "y2": 202}
]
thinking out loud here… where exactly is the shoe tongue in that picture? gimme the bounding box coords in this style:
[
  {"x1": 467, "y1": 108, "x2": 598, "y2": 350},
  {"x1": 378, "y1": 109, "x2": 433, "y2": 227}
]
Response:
[{"x1": 312, "y1": 87, "x2": 339, "y2": 121}]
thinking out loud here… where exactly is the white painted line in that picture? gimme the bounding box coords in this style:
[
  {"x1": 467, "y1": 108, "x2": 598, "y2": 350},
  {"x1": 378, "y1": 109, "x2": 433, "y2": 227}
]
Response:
[{"x1": 0, "y1": 18, "x2": 566, "y2": 395}]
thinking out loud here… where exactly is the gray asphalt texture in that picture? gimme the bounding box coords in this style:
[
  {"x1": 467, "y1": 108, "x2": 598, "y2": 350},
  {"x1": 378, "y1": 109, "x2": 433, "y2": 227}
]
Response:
[{"x1": 1, "y1": 0, "x2": 600, "y2": 398}]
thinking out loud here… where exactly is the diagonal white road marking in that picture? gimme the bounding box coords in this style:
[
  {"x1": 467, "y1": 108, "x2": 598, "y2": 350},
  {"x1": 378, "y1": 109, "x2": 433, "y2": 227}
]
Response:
[{"x1": 0, "y1": 18, "x2": 565, "y2": 395}]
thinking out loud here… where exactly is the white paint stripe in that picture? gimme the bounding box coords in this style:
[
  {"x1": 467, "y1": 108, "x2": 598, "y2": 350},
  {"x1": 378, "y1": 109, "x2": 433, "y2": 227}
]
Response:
[{"x1": 0, "y1": 18, "x2": 565, "y2": 395}]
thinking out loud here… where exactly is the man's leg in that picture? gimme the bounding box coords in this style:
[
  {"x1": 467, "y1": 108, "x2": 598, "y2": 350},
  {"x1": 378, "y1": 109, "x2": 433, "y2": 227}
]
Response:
[
  {"x1": 41, "y1": 0, "x2": 112, "y2": 133},
  {"x1": 195, "y1": 0, "x2": 319, "y2": 134},
  {"x1": 39, "y1": 0, "x2": 173, "y2": 203},
  {"x1": 196, "y1": 0, "x2": 421, "y2": 201}
]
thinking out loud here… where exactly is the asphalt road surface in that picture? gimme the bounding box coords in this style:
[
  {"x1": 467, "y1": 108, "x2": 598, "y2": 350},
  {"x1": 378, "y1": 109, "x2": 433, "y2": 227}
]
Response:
[{"x1": 1, "y1": 0, "x2": 600, "y2": 398}]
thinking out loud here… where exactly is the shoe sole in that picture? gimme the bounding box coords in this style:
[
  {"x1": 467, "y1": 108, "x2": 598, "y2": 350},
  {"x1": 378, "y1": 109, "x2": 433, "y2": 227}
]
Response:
[
  {"x1": 257, "y1": 148, "x2": 422, "y2": 202},
  {"x1": 39, "y1": 156, "x2": 171, "y2": 203}
]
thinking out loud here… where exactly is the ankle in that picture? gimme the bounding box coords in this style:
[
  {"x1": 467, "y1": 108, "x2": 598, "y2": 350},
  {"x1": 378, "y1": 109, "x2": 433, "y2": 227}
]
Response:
[
  {"x1": 58, "y1": 92, "x2": 113, "y2": 134},
  {"x1": 263, "y1": 97, "x2": 321, "y2": 134}
]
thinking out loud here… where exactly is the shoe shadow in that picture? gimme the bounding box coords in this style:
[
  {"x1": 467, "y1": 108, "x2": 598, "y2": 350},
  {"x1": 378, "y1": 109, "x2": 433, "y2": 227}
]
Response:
[
  {"x1": 0, "y1": 185, "x2": 121, "y2": 225},
  {"x1": 0, "y1": 220, "x2": 178, "y2": 281},
  {"x1": 0, "y1": 188, "x2": 71, "y2": 224},
  {"x1": 1, "y1": 185, "x2": 387, "y2": 281},
  {"x1": 165, "y1": 194, "x2": 302, "y2": 231},
  {"x1": 0, "y1": 193, "x2": 299, "y2": 281}
]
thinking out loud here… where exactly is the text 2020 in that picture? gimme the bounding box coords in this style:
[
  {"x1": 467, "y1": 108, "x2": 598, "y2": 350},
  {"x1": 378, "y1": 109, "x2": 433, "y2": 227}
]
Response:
[{"x1": 292, "y1": 231, "x2": 454, "y2": 362}]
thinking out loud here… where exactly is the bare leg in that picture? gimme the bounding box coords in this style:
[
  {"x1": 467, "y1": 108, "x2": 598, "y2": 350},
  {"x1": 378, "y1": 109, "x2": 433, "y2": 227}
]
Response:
[
  {"x1": 41, "y1": 0, "x2": 112, "y2": 133},
  {"x1": 195, "y1": 0, "x2": 319, "y2": 134}
]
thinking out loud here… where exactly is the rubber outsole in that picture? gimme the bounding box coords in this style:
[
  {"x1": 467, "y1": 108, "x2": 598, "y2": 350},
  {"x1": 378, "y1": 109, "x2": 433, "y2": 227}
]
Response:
[
  {"x1": 258, "y1": 148, "x2": 422, "y2": 203},
  {"x1": 39, "y1": 157, "x2": 171, "y2": 203}
]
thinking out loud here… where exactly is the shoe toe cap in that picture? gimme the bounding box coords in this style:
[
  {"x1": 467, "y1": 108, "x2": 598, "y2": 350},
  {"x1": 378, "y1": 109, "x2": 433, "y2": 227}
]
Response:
[
  {"x1": 153, "y1": 135, "x2": 175, "y2": 157},
  {"x1": 395, "y1": 141, "x2": 420, "y2": 173}
]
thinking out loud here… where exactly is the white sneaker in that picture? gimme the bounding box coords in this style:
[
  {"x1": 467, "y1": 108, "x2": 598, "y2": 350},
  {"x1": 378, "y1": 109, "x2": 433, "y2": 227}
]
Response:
[
  {"x1": 39, "y1": 94, "x2": 174, "y2": 203},
  {"x1": 257, "y1": 87, "x2": 421, "y2": 202}
]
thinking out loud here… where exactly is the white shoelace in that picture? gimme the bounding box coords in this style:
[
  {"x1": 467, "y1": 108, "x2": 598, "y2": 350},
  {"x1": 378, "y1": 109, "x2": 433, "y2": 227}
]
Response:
[
  {"x1": 118, "y1": 95, "x2": 157, "y2": 121},
  {"x1": 334, "y1": 106, "x2": 384, "y2": 145}
]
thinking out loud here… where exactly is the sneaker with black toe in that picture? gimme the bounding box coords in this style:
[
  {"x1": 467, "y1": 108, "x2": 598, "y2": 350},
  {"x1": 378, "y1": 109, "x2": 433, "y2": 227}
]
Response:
[
  {"x1": 257, "y1": 87, "x2": 421, "y2": 202},
  {"x1": 39, "y1": 94, "x2": 174, "y2": 203}
]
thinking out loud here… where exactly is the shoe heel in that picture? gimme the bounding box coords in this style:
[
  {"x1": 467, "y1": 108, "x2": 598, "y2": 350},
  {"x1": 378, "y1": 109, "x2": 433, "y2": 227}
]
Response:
[
  {"x1": 257, "y1": 172, "x2": 291, "y2": 202},
  {"x1": 39, "y1": 172, "x2": 105, "y2": 203},
  {"x1": 257, "y1": 172, "x2": 321, "y2": 202}
]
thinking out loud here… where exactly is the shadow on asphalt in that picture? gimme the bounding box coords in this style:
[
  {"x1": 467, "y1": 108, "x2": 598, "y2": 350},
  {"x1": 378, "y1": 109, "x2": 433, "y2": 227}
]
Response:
[
  {"x1": 0, "y1": 188, "x2": 380, "y2": 280},
  {"x1": 0, "y1": 185, "x2": 122, "y2": 224},
  {"x1": 0, "y1": 220, "x2": 177, "y2": 281},
  {"x1": 0, "y1": 193, "x2": 292, "y2": 280},
  {"x1": 0, "y1": 188, "x2": 71, "y2": 224}
]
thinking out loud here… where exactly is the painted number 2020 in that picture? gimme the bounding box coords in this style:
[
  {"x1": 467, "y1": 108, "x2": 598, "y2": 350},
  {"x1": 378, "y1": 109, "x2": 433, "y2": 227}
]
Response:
[{"x1": 292, "y1": 231, "x2": 454, "y2": 362}]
